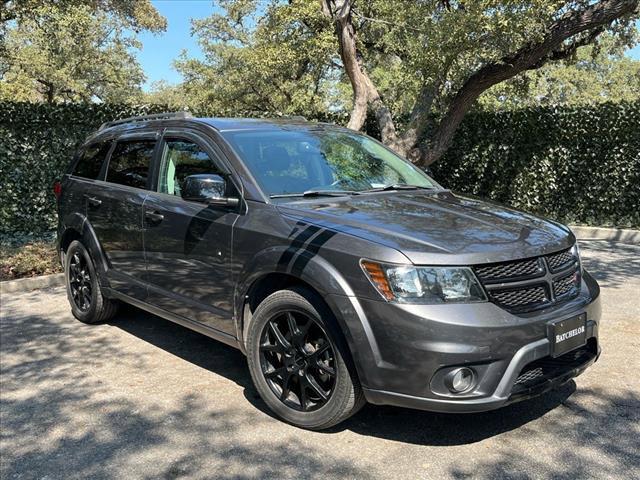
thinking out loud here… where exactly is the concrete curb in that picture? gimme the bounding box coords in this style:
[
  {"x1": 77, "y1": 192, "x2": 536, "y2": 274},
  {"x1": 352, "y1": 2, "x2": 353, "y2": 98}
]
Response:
[
  {"x1": 569, "y1": 225, "x2": 640, "y2": 243},
  {"x1": 0, "y1": 273, "x2": 65, "y2": 294}
]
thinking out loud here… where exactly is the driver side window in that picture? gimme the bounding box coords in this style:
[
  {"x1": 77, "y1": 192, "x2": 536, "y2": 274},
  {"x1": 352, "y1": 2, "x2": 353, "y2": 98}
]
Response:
[{"x1": 158, "y1": 140, "x2": 224, "y2": 197}]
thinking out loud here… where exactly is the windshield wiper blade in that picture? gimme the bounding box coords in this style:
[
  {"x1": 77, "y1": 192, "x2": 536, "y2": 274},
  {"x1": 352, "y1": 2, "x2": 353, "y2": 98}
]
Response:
[
  {"x1": 270, "y1": 190, "x2": 360, "y2": 199},
  {"x1": 303, "y1": 189, "x2": 361, "y2": 197},
  {"x1": 363, "y1": 184, "x2": 435, "y2": 193}
]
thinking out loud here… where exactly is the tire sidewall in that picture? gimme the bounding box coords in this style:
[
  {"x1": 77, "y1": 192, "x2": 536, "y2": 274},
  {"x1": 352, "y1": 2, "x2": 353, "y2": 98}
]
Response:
[
  {"x1": 65, "y1": 240, "x2": 101, "y2": 323},
  {"x1": 246, "y1": 288, "x2": 355, "y2": 429}
]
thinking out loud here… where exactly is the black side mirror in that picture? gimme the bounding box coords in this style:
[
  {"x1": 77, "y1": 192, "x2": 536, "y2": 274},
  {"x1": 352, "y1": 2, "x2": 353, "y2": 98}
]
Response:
[{"x1": 182, "y1": 174, "x2": 240, "y2": 207}]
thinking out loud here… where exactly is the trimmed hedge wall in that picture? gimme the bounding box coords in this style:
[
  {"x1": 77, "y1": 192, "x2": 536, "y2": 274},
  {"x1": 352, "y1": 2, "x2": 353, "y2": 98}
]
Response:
[
  {"x1": 0, "y1": 103, "x2": 169, "y2": 236},
  {"x1": 433, "y1": 101, "x2": 640, "y2": 228},
  {"x1": 1, "y1": 101, "x2": 638, "y2": 237}
]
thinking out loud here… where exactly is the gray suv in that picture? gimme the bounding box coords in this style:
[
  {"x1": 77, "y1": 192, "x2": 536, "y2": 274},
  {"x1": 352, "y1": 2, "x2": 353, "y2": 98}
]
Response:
[{"x1": 56, "y1": 112, "x2": 601, "y2": 429}]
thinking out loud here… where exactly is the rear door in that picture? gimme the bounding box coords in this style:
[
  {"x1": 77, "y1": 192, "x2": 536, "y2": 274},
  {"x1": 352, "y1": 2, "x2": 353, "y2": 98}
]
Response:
[
  {"x1": 87, "y1": 132, "x2": 159, "y2": 300},
  {"x1": 63, "y1": 141, "x2": 113, "y2": 221},
  {"x1": 142, "y1": 129, "x2": 240, "y2": 334}
]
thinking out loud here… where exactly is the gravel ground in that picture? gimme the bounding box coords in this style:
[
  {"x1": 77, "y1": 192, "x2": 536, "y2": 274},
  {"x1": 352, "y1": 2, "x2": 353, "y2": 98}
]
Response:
[{"x1": 1, "y1": 240, "x2": 639, "y2": 480}]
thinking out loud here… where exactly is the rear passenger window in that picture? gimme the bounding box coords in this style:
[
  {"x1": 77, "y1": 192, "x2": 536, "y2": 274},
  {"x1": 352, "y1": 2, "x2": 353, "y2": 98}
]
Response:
[
  {"x1": 106, "y1": 140, "x2": 156, "y2": 189},
  {"x1": 73, "y1": 142, "x2": 111, "y2": 179}
]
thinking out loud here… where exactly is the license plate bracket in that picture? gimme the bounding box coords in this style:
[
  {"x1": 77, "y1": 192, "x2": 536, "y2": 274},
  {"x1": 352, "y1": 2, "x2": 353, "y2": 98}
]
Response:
[{"x1": 548, "y1": 313, "x2": 587, "y2": 358}]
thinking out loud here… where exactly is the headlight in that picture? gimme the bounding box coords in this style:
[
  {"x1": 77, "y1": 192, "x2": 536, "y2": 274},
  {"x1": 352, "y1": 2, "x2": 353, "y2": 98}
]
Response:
[{"x1": 361, "y1": 260, "x2": 487, "y2": 304}]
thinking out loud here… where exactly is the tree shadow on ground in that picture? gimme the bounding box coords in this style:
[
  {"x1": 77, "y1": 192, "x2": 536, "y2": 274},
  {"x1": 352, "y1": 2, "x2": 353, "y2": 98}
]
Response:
[
  {"x1": 109, "y1": 305, "x2": 575, "y2": 444},
  {"x1": 3, "y1": 282, "x2": 638, "y2": 479},
  {"x1": 578, "y1": 240, "x2": 640, "y2": 289},
  {"x1": 106, "y1": 305, "x2": 640, "y2": 478},
  {"x1": 0, "y1": 292, "x2": 370, "y2": 479}
]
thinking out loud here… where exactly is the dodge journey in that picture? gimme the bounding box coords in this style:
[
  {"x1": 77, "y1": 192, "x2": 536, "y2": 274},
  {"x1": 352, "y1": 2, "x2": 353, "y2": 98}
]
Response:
[{"x1": 56, "y1": 112, "x2": 601, "y2": 429}]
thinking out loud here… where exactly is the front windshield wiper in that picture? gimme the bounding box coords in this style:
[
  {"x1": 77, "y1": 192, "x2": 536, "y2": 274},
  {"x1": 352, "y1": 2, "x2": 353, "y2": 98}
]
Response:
[
  {"x1": 270, "y1": 190, "x2": 361, "y2": 199},
  {"x1": 362, "y1": 183, "x2": 436, "y2": 193}
]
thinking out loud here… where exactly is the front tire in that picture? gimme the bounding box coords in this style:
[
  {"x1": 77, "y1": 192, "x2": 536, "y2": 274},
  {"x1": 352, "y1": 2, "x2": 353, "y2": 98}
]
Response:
[
  {"x1": 246, "y1": 288, "x2": 364, "y2": 430},
  {"x1": 65, "y1": 240, "x2": 118, "y2": 324}
]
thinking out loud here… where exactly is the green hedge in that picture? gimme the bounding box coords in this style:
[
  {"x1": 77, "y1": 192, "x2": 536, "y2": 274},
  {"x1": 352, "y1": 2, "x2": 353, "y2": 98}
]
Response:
[
  {"x1": 0, "y1": 103, "x2": 169, "y2": 236},
  {"x1": 1, "y1": 101, "x2": 638, "y2": 236},
  {"x1": 433, "y1": 101, "x2": 640, "y2": 228}
]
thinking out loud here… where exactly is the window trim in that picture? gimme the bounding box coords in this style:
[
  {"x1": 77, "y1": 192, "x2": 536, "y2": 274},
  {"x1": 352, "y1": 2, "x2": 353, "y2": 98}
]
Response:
[
  {"x1": 102, "y1": 131, "x2": 161, "y2": 191},
  {"x1": 152, "y1": 128, "x2": 242, "y2": 200},
  {"x1": 69, "y1": 140, "x2": 114, "y2": 181}
]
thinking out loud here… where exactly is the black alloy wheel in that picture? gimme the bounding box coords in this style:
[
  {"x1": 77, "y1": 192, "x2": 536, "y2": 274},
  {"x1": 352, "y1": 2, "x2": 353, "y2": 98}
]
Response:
[
  {"x1": 64, "y1": 240, "x2": 119, "y2": 324},
  {"x1": 68, "y1": 250, "x2": 92, "y2": 311},
  {"x1": 259, "y1": 310, "x2": 336, "y2": 412}
]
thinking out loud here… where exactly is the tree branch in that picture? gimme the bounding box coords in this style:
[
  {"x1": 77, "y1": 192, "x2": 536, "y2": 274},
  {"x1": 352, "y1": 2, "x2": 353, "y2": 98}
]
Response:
[
  {"x1": 415, "y1": 0, "x2": 639, "y2": 166},
  {"x1": 322, "y1": 0, "x2": 399, "y2": 144}
]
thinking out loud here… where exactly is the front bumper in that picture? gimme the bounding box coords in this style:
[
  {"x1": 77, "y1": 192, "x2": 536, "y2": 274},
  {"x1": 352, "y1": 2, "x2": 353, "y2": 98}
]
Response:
[
  {"x1": 363, "y1": 331, "x2": 599, "y2": 413},
  {"x1": 326, "y1": 270, "x2": 601, "y2": 413}
]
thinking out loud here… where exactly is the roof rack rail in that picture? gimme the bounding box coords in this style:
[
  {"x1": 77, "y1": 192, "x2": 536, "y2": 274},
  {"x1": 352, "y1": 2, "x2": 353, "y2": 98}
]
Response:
[
  {"x1": 98, "y1": 111, "x2": 193, "y2": 131},
  {"x1": 277, "y1": 115, "x2": 307, "y2": 121}
]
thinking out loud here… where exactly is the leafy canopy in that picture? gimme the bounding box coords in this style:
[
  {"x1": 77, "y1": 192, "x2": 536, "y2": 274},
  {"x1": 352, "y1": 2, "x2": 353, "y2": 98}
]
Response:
[
  {"x1": 481, "y1": 35, "x2": 640, "y2": 108},
  {"x1": 174, "y1": 0, "x2": 339, "y2": 116},
  {"x1": 175, "y1": 0, "x2": 638, "y2": 164},
  {"x1": 0, "y1": 0, "x2": 166, "y2": 102}
]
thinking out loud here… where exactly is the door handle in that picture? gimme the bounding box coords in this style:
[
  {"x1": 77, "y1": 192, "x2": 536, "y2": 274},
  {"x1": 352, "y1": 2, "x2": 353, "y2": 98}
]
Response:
[
  {"x1": 144, "y1": 210, "x2": 164, "y2": 223},
  {"x1": 84, "y1": 195, "x2": 102, "y2": 207}
]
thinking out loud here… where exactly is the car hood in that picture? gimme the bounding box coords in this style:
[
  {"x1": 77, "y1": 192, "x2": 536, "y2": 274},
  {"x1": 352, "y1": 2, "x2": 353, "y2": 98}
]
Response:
[{"x1": 276, "y1": 190, "x2": 574, "y2": 265}]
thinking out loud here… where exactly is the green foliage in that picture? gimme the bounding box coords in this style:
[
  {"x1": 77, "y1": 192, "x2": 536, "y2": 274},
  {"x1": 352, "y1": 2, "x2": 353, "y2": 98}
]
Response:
[
  {"x1": 0, "y1": 103, "x2": 168, "y2": 235},
  {"x1": 480, "y1": 36, "x2": 640, "y2": 109},
  {"x1": 0, "y1": 2, "x2": 166, "y2": 103},
  {"x1": 0, "y1": 101, "x2": 638, "y2": 237},
  {"x1": 173, "y1": 0, "x2": 639, "y2": 123},
  {"x1": 433, "y1": 101, "x2": 640, "y2": 228},
  {"x1": 174, "y1": 0, "x2": 338, "y2": 116}
]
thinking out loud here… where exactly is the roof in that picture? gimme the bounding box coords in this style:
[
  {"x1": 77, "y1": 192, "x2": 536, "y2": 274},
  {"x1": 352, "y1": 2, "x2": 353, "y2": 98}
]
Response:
[
  {"x1": 197, "y1": 116, "x2": 325, "y2": 132},
  {"x1": 88, "y1": 113, "x2": 343, "y2": 144}
]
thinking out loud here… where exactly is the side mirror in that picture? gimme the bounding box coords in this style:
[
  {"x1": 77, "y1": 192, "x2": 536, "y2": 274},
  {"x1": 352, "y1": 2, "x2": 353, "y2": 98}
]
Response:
[{"x1": 182, "y1": 174, "x2": 240, "y2": 207}]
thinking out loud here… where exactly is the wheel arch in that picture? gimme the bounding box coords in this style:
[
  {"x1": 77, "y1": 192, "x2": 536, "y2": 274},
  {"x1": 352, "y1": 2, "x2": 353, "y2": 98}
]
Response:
[
  {"x1": 59, "y1": 213, "x2": 110, "y2": 284},
  {"x1": 234, "y1": 247, "x2": 372, "y2": 385}
]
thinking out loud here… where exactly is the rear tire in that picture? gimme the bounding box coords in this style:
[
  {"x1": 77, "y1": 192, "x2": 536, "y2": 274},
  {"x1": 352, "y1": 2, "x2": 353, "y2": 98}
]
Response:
[
  {"x1": 65, "y1": 240, "x2": 118, "y2": 324},
  {"x1": 246, "y1": 288, "x2": 364, "y2": 430}
]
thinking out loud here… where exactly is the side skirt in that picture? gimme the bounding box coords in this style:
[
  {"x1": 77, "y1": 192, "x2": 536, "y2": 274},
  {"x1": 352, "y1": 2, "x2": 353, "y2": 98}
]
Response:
[{"x1": 104, "y1": 287, "x2": 242, "y2": 352}]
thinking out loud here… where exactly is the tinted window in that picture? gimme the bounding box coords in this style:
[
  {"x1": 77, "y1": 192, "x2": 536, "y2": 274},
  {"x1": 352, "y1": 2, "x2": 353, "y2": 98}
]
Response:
[
  {"x1": 73, "y1": 142, "x2": 111, "y2": 180},
  {"x1": 222, "y1": 130, "x2": 436, "y2": 196},
  {"x1": 158, "y1": 140, "x2": 224, "y2": 196},
  {"x1": 106, "y1": 140, "x2": 155, "y2": 189}
]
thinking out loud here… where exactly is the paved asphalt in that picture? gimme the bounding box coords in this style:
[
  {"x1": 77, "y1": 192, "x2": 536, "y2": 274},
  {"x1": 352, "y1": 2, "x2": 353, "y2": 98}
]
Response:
[{"x1": 1, "y1": 240, "x2": 639, "y2": 479}]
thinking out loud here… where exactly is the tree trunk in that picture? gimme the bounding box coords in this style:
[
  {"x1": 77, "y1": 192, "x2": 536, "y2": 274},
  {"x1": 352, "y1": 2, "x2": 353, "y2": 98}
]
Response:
[
  {"x1": 412, "y1": 0, "x2": 639, "y2": 167},
  {"x1": 324, "y1": 0, "x2": 639, "y2": 167}
]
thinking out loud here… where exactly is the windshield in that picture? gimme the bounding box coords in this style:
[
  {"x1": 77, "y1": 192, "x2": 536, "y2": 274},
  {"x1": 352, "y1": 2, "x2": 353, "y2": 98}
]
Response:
[{"x1": 222, "y1": 129, "x2": 438, "y2": 197}]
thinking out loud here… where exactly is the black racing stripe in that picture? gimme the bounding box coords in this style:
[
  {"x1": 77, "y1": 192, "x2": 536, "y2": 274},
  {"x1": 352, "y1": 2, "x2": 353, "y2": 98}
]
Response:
[
  {"x1": 290, "y1": 229, "x2": 337, "y2": 275},
  {"x1": 277, "y1": 224, "x2": 321, "y2": 271}
]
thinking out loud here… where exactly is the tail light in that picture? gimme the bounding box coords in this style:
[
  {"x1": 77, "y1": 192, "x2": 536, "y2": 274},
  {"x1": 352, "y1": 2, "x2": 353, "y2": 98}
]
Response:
[{"x1": 53, "y1": 181, "x2": 62, "y2": 199}]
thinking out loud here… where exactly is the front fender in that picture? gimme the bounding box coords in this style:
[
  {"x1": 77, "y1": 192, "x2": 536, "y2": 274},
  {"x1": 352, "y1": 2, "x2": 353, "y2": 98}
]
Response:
[{"x1": 234, "y1": 247, "x2": 383, "y2": 388}]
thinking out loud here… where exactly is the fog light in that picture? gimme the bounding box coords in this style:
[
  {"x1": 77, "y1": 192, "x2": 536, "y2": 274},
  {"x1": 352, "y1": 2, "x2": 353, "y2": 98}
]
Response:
[{"x1": 446, "y1": 367, "x2": 475, "y2": 393}]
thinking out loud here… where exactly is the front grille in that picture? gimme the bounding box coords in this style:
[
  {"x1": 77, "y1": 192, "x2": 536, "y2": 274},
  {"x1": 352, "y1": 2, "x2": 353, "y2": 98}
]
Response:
[
  {"x1": 473, "y1": 246, "x2": 580, "y2": 313},
  {"x1": 546, "y1": 248, "x2": 575, "y2": 272},
  {"x1": 512, "y1": 341, "x2": 596, "y2": 395},
  {"x1": 475, "y1": 258, "x2": 542, "y2": 282},
  {"x1": 553, "y1": 272, "x2": 579, "y2": 297},
  {"x1": 491, "y1": 285, "x2": 548, "y2": 309}
]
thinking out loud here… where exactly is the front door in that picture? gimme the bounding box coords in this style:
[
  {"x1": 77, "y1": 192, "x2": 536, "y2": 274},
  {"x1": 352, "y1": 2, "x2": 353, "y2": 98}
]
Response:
[
  {"x1": 88, "y1": 135, "x2": 158, "y2": 300},
  {"x1": 142, "y1": 132, "x2": 239, "y2": 334}
]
